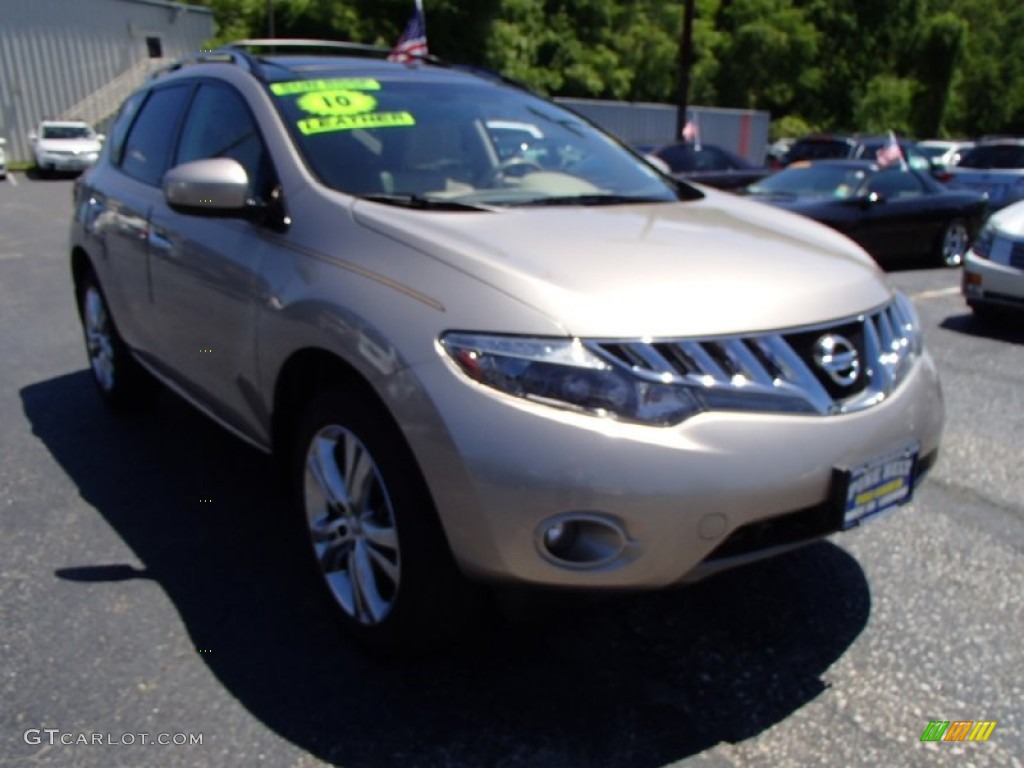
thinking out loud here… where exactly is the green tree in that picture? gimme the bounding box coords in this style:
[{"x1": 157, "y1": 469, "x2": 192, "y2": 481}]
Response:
[
  {"x1": 909, "y1": 13, "x2": 966, "y2": 137},
  {"x1": 853, "y1": 75, "x2": 915, "y2": 134}
]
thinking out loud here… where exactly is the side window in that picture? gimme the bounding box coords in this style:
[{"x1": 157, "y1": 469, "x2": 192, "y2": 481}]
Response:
[
  {"x1": 175, "y1": 83, "x2": 274, "y2": 199},
  {"x1": 121, "y1": 85, "x2": 192, "y2": 186},
  {"x1": 108, "y1": 90, "x2": 147, "y2": 166},
  {"x1": 866, "y1": 170, "x2": 925, "y2": 199}
]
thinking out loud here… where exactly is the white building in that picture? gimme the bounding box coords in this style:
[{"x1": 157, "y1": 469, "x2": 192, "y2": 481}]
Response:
[{"x1": 0, "y1": 0, "x2": 214, "y2": 163}]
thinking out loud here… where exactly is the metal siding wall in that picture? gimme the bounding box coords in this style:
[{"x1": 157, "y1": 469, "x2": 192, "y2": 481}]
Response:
[
  {"x1": 0, "y1": 0, "x2": 213, "y2": 163},
  {"x1": 555, "y1": 98, "x2": 772, "y2": 163}
]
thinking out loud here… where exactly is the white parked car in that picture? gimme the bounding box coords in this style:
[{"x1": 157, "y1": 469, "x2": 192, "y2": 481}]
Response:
[
  {"x1": 28, "y1": 120, "x2": 104, "y2": 176},
  {"x1": 0, "y1": 137, "x2": 7, "y2": 179},
  {"x1": 917, "y1": 139, "x2": 975, "y2": 168}
]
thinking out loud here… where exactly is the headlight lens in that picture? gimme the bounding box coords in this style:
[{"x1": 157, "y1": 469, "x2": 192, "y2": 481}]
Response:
[
  {"x1": 440, "y1": 333, "x2": 703, "y2": 426},
  {"x1": 971, "y1": 222, "x2": 995, "y2": 259}
]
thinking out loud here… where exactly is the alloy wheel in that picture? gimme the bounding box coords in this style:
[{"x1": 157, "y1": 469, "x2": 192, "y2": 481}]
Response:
[
  {"x1": 303, "y1": 424, "x2": 401, "y2": 625},
  {"x1": 940, "y1": 220, "x2": 969, "y2": 267},
  {"x1": 84, "y1": 285, "x2": 116, "y2": 392}
]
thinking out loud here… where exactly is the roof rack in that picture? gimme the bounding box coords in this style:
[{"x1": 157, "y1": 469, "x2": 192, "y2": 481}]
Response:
[
  {"x1": 227, "y1": 38, "x2": 394, "y2": 57},
  {"x1": 149, "y1": 47, "x2": 261, "y2": 80},
  {"x1": 149, "y1": 38, "x2": 443, "y2": 83},
  {"x1": 226, "y1": 38, "x2": 453, "y2": 69},
  {"x1": 146, "y1": 38, "x2": 535, "y2": 93}
]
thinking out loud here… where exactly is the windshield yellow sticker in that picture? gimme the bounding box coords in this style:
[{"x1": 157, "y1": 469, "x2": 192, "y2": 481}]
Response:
[
  {"x1": 297, "y1": 89, "x2": 378, "y2": 117},
  {"x1": 297, "y1": 112, "x2": 416, "y2": 136},
  {"x1": 270, "y1": 78, "x2": 381, "y2": 96}
]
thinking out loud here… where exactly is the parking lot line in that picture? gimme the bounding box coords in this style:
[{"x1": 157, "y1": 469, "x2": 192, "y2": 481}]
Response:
[{"x1": 910, "y1": 286, "x2": 960, "y2": 301}]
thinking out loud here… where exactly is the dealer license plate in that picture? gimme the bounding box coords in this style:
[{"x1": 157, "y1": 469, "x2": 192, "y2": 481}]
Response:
[{"x1": 840, "y1": 443, "x2": 919, "y2": 529}]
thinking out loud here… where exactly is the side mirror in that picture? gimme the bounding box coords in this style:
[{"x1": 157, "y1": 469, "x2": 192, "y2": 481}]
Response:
[
  {"x1": 27, "y1": 131, "x2": 37, "y2": 143},
  {"x1": 163, "y1": 158, "x2": 250, "y2": 214},
  {"x1": 96, "y1": 134, "x2": 106, "y2": 143},
  {"x1": 0, "y1": 137, "x2": 6, "y2": 147}
]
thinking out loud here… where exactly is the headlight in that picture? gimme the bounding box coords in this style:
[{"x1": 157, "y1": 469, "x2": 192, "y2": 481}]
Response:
[
  {"x1": 971, "y1": 222, "x2": 995, "y2": 259},
  {"x1": 440, "y1": 333, "x2": 703, "y2": 426}
]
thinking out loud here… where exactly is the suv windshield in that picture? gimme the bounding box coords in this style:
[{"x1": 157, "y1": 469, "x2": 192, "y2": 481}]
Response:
[{"x1": 268, "y1": 76, "x2": 684, "y2": 207}]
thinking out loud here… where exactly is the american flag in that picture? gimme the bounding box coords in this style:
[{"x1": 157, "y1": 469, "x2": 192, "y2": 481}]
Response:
[
  {"x1": 681, "y1": 113, "x2": 701, "y2": 150},
  {"x1": 876, "y1": 130, "x2": 906, "y2": 168},
  {"x1": 388, "y1": 0, "x2": 428, "y2": 63}
]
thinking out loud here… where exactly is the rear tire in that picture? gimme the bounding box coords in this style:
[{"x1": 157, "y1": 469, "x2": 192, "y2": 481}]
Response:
[
  {"x1": 936, "y1": 218, "x2": 969, "y2": 267},
  {"x1": 290, "y1": 389, "x2": 482, "y2": 655}
]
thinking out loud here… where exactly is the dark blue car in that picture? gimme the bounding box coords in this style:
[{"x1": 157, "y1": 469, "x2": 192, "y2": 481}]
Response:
[{"x1": 744, "y1": 160, "x2": 988, "y2": 267}]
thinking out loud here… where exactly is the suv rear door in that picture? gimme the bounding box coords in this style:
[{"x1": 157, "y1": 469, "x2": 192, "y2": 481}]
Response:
[{"x1": 92, "y1": 85, "x2": 191, "y2": 360}]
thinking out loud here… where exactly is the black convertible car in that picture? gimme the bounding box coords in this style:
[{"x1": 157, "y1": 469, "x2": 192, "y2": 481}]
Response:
[
  {"x1": 650, "y1": 142, "x2": 771, "y2": 190},
  {"x1": 744, "y1": 160, "x2": 988, "y2": 267}
]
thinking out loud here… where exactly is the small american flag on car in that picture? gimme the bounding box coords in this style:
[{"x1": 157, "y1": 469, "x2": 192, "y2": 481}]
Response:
[
  {"x1": 876, "y1": 131, "x2": 906, "y2": 168},
  {"x1": 388, "y1": 0, "x2": 428, "y2": 63}
]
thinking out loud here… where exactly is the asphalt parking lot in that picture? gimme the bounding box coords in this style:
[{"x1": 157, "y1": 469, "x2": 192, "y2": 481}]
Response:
[{"x1": 1, "y1": 172, "x2": 1021, "y2": 767}]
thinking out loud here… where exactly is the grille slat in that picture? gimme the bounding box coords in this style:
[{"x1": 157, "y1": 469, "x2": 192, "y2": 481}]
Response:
[
  {"x1": 680, "y1": 342, "x2": 729, "y2": 382},
  {"x1": 591, "y1": 297, "x2": 920, "y2": 416}
]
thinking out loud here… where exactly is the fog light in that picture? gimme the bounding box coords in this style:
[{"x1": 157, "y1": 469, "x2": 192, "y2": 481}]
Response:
[
  {"x1": 536, "y1": 514, "x2": 628, "y2": 568},
  {"x1": 542, "y1": 521, "x2": 578, "y2": 558}
]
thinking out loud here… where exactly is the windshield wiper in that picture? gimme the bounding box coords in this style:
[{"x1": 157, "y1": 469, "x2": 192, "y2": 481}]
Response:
[
  {"x1": 508, "y1": 194, "x2": 672, "y2": 207},
  {"x1": 359, "y1": 193, "x2": 491, "y2": 211}
]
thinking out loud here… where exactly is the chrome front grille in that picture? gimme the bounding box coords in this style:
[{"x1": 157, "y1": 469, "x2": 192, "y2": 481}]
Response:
[{"x1": 591, "y1": 294, "x2": 922, "y2": 416}]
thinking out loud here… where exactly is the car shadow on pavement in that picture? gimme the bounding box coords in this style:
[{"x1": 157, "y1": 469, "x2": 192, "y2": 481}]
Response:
[
  {"x1": 940, "y1": 311, "x2": 1024, "y2": 344},
  {"x1": 22, "y1": 371, "x2": 872, "y2": 768}
]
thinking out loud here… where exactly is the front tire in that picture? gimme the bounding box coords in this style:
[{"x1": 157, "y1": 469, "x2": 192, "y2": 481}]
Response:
[
  {"x1": 936, "y1": 218, "x2": 969, "y2": 267},
  {"x1": 291, "y1": 390, "x2": 480, "y2": 653}
]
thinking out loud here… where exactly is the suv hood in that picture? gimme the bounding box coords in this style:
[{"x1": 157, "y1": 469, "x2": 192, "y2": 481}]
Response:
[{"x1": 353, "y1": 190, "x2": 890, "y2": 338}]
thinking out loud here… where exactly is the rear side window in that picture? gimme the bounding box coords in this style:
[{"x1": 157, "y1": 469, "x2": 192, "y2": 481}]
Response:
[{"x1": 121, "y1": 84, "x2": 191, "y2": 186}]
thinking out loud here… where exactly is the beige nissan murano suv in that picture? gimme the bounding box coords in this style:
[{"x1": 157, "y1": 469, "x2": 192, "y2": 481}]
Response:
[{"x1": 70, "y1": 41, "x2": 944, "y2": 651}]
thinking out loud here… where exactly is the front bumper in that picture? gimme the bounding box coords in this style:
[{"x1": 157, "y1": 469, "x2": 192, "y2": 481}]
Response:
[
  {"x1": 37, "y1": 154, "x2": 97, "y2": 171},
  {"x1": 963, "y1": 249, "x2": 1024, "y2": 311},
  {"x1": 408, "y1": 349, "x2": 945, "y2": 588}
]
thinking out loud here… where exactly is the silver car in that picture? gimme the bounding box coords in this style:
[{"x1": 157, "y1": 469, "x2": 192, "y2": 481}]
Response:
[
  {"x1": 946, "y1": 139, "x2": 1024, "y2": 211},
  {"x1": 70, "y1": 41, "x2": 944, "y2": 650},
  {"x1": 962, "y1": 198, "x2": 1024, "y2": 319}
]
